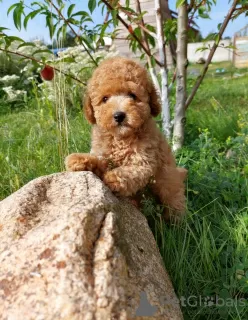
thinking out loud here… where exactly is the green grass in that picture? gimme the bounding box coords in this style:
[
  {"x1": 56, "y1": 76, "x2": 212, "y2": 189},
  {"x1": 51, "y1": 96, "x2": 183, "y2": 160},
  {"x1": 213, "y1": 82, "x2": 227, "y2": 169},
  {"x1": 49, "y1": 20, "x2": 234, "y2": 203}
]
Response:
[
  {"x1": 0, "y1": 108, "x2": 91, "y2": 198},
  {"x1": 143, "y1": 124, "x2": 248, "y2": 319},
  {"x1": 0, "y1": 70, "x2": 248, "y2": 319},
  {"x1": 186, "y1": 75, "x2": 248, "y2": 142}
]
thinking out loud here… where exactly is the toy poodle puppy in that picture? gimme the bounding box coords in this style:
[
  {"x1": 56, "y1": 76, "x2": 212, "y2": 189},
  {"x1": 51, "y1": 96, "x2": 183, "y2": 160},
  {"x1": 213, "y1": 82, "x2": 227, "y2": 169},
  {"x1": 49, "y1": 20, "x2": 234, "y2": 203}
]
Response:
[{"x1": 65, "y1": 57, "x2": 187, "y2": 221}]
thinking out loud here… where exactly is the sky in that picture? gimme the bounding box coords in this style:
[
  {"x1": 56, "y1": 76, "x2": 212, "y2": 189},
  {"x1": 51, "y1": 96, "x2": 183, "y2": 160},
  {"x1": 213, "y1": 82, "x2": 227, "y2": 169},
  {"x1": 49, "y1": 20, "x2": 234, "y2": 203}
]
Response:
[{"x1": 1, "y1": 0, "x2": 247, "y2": 43}]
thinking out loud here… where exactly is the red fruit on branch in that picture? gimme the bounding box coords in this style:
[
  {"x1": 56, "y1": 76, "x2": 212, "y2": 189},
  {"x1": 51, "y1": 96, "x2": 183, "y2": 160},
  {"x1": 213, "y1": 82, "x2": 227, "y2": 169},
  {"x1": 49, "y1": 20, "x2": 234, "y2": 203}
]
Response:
[
  {"x1": 40, "y1": 65, "x2": 55, "y2": 81},
  {"x1": 128, "y1": 25, "x2": 133, "y2": 34}
]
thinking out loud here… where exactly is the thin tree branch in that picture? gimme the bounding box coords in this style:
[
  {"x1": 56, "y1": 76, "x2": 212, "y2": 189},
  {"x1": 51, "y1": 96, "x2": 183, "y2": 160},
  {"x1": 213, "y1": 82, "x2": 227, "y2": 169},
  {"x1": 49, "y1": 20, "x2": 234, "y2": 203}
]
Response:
[
  {"x1": 47, "y1": 0, "x2": 98, "y2": 66},
  {"x1": 118, "y1": 5, "x2": 157, "y2": 39},
  {"x1": 232, "y1": 5, "x2": 248, "y2": 18},
  {"x1": 154, "y1": 0, "x2": 170, "y2": 138},
  {"x1": 187, "y1": 0, "x2": 195, "y2": 12},
  {"x1": 104, "y1": 11, "x2": 110, "y2": 24},
  {"x1": 0, "y1": 47, "x2": 86, "y2": 85},
  {"x1": 185, "y1": 0, "x2": 239, "y2": 109},
  {"x1": 136, "y1": 24, "x2": 157, "y2": 39},
  {"x1": 187, "y1": 0, "x2": 205, "y2": 28},
  {"x1": 188, "y1": 0, "x2": 203, "y2": 13},
  {"x1": 135, "y1": 21, "x2": 157, "y2": 39},
  {"x1": 101, "y1": 0, "x2": 162, "y2": 67},
  {"x1": 135, "y1": 0, "x2": 161, "y2": 95},
  {"x1": 233, "y1": 4, "x2": 248, "y2": 11}
]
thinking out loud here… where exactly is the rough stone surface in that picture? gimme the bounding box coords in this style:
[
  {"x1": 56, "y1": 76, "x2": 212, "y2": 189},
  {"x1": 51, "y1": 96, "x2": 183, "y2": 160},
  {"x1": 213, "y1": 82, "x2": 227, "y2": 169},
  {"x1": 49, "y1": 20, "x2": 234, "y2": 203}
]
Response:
[{"x1": 0, "y1": 172, "x2": 183, "y2": 320}]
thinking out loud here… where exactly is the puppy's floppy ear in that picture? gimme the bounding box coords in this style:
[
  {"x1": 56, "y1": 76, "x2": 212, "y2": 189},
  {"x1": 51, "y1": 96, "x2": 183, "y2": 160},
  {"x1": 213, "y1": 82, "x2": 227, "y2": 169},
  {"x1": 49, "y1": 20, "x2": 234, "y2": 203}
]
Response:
[
  {"x1": 149, "y1": 81, "x2": 161, "y2": 117},
  {"x1": 83, "y1": 91, "x2": 96, "y2": 124}
]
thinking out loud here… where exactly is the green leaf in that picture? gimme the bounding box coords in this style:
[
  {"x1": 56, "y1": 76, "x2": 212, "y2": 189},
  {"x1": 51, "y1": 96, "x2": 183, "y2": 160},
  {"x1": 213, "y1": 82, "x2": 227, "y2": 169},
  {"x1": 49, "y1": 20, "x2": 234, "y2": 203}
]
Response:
[
  {"x1": 99, "y1": 21, "x2": 109, "y2": 39},
  {"x1": 32, "y1": 49, "x2": 52, "y2": 55},
  {"x1": 46, "y1": 15, "x2": 57, "y2": 39},
  {"x1": 56, "y1": 0, "x2": 63, "y2": 6},
  {"x1": 95, "y1": 56, "x2": 103, "y2": 64},
  {"x1": 71, "y1": 10, "x2": 91, "y2": 20},
  {"x1": 176, "y1": 0, "x2": 185, "y2": 8},
  {"x1": 57, "y1": 24, "x2": 67, "y2": 41},
  {"x1": 122, "y1": 6, "x2": 136, "y2": 14},
  {"x1": 13, "y1": 5, "x2": 23, "y2": 31},
  {"x1": 7, "y1": 36, "x2": 24, "y2": 43},
  {"x1": 0, "y1": 27, "x2": 9, "y2": 32},
  {"x1": 81, "y1": 17, "x2": 94, "y2": 24},
  {"x1": 196, "y1": 46, "x2": 208, "y2": 52},
  {"x1": 111, "y1": 9, "x2": 118, "y2": 27},
  {"x1": 150, "y1": 56, "x2": 156, "y2": 68},
  {"x1": 7, "y1": 3, "x2": 19, "y2": 15},
  {"x1": 4, "y1": 37, "x2": 11, "y2": 49},
  {"x1": 199, "y1": 12, "x2": 210, "y2": 19},
  {"x1": 31, "y1": 1, "x2": 41, "y2": 6},
  {"x1": 101, "y1": 2, "x2": 105, "y2": 15},
  {"x1": 55, "y1": 57, "x2": 75, "y2": 63},
  {"x1": 215, "y1": 34, "x2": 220, "y2": 45},
  {"x1": 217, "y1": 23, "x2": 222, "y2": 31},
  {"x1": 88, "y1": 0, "x2": 96, "y2": 13},
  {"x1": 17, "y1": 42, "x2": 36, "y2": 49},
  {"x1": 24, "y1": 9, "x2": 42, "y2": 29},
  {"x1": 67, "y1": 18, "x2": 81, "y2": 25},
  {"x1": 81, "y1": 35, "x2": 95, "y2": 51},
  {"x1": 67, "y1": 4, "x2": 75, "y2": 18}
]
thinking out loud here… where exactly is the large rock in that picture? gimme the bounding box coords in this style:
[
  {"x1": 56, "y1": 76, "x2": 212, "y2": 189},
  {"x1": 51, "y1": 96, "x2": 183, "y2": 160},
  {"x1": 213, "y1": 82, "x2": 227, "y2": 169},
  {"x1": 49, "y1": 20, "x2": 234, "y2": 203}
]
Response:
[{"x1": 0, "y1": 172, "x2": 183, "y2": 320}]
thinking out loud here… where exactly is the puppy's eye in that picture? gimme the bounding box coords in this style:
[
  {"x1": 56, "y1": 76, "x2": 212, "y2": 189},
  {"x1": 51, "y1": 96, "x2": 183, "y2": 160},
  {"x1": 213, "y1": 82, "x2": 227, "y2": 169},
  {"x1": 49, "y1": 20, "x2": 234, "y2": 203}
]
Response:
[
  {"x1": 102, "y1": 96, "x2": 109, "y2": 103},
  {"x1": 128, "y1": 93, "x2": 136, "y2": 100}
]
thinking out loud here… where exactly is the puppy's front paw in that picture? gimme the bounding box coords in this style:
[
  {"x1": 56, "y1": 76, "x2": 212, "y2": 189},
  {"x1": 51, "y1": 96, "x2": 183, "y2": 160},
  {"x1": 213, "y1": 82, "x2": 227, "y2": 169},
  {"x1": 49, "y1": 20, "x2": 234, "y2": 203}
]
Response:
[
  {"x1": 65, "y1": 153, "x2": 95, "y2": 172},
  {"x1": 103, "y1": 171, "x2": 123, "y2": 194}
]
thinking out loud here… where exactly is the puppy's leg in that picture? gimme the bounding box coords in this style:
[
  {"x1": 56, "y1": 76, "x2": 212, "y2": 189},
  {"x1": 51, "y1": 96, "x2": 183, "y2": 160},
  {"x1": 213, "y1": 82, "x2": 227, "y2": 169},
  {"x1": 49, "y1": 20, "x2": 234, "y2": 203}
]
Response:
[
  {"x1": 152, "y1": 167, "x2": 187, "y2": 222},
  {"x1": 103, "y1": 165, "x2": 153, "y2": 197},
  {"x1": 65, "y1": 153, "x2": 108, "y2": 179}
]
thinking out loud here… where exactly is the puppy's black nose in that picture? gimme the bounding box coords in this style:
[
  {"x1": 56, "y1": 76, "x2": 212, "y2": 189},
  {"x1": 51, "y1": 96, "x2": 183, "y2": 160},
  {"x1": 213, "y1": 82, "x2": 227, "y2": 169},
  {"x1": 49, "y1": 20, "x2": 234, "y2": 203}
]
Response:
[{"x1": 113, "y1": 111, "x2": 126, "y2": 123}]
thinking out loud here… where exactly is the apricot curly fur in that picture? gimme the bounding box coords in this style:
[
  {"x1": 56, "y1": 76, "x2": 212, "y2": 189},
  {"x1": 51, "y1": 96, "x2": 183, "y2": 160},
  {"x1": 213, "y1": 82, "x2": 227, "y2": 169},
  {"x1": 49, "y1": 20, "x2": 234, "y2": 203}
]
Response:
[{"x1": 65, "y1": 57, "x2": 187, "y2": 221}]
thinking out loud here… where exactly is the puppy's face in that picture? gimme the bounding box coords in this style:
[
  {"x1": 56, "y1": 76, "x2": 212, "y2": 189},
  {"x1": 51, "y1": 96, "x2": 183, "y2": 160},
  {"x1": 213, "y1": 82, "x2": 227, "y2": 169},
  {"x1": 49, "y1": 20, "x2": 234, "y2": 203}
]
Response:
[
  {"x1": 91, "y1": 81, "x2": 151, "y2": 137},
  {"x1": 84, "y1": 58, "x2": 161, "y2": 138}
]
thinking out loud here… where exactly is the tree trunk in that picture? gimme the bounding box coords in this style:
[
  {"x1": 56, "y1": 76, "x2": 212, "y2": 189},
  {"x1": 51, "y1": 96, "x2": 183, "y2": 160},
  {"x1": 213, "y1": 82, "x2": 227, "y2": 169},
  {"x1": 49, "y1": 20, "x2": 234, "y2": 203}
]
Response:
[
  {"x1": 173, "y1": 1, "x2": 188, "y2": 151},
  {"x1": 154, "y1": 0, "x2": 171, "y2": 139}
]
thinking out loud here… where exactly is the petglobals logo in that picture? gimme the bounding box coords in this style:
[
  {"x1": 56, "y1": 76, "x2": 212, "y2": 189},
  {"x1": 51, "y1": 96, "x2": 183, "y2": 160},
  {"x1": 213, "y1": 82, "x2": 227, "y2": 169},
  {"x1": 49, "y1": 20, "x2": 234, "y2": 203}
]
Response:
[
  {"x1": 178, "y1": 295, "x2": 247, "y2": 308},
  {"x1": 134, "y1": 291, "x2": 247, "y2": 317},
  {"x1": 180, "y1": 295, "x2": 215, "y2": 307}
]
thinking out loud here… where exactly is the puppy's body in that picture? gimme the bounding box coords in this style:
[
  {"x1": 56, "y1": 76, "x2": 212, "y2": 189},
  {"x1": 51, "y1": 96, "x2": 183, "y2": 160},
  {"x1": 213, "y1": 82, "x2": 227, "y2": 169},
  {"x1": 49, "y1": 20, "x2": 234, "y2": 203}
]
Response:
[{"x1": 66, "y1": 57, "x2": 187, "y2": 221}]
